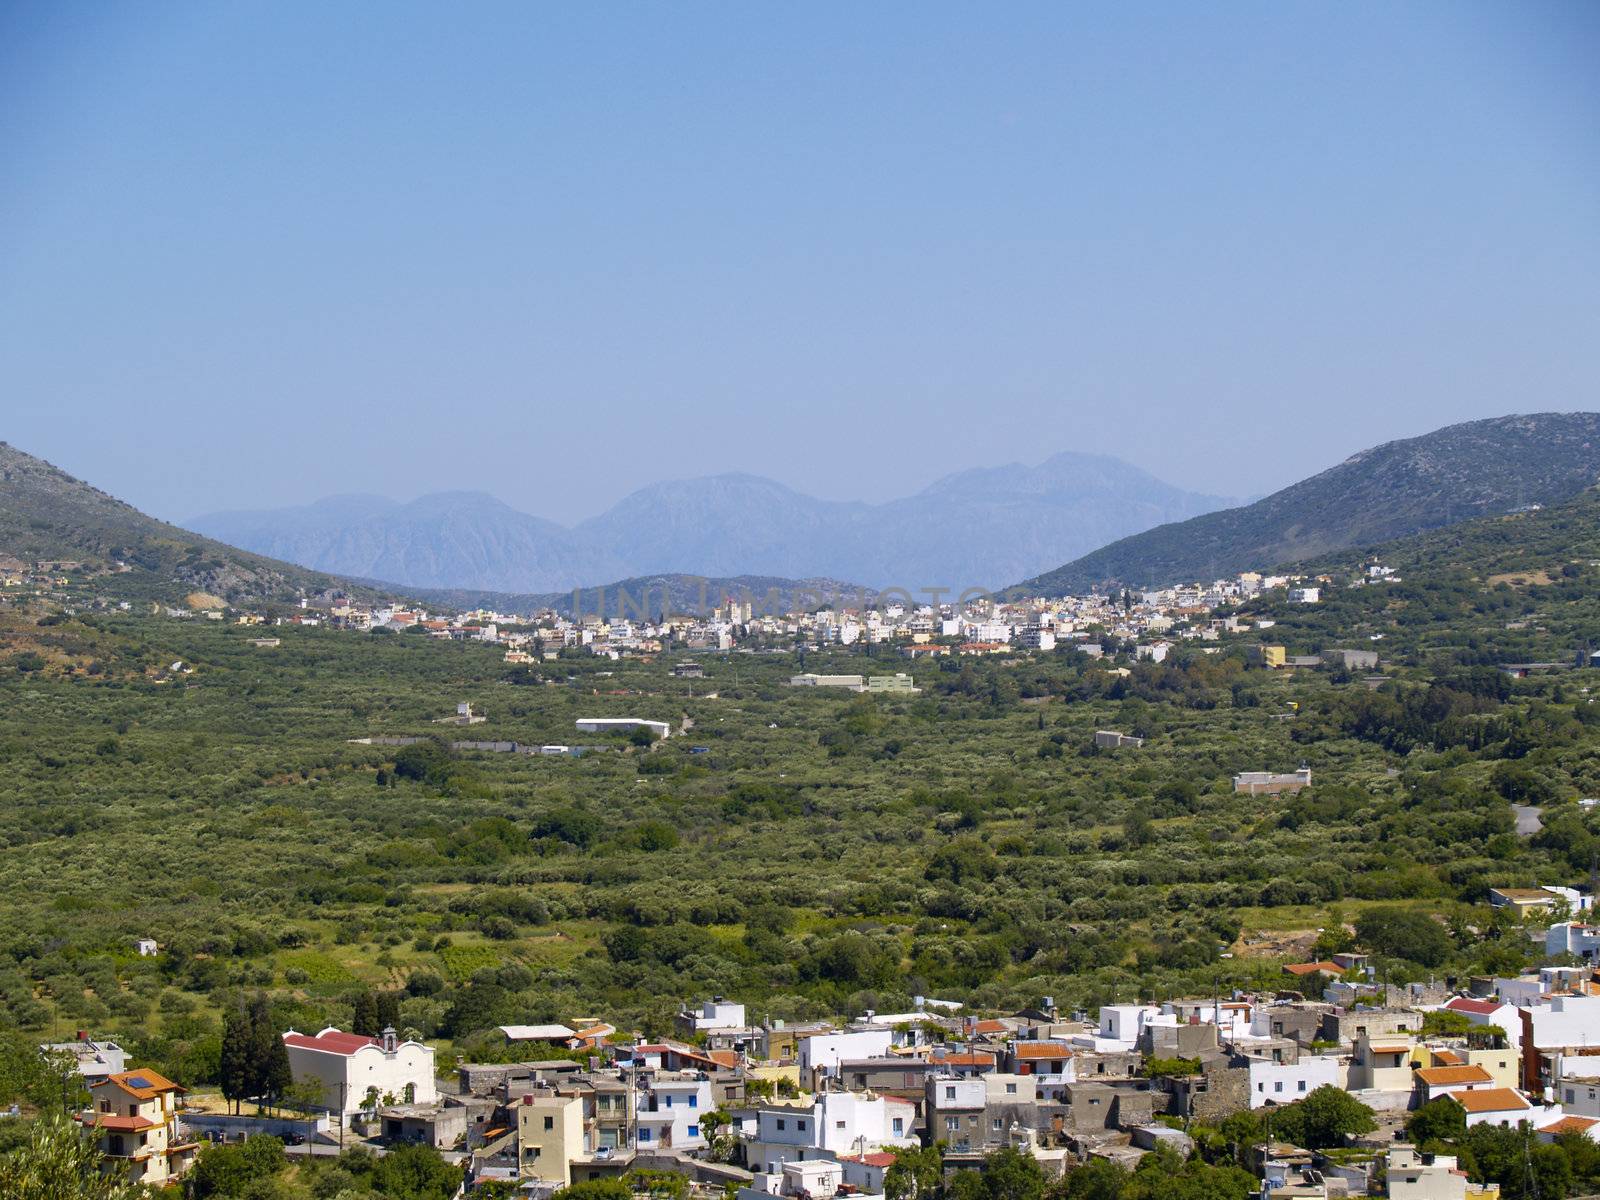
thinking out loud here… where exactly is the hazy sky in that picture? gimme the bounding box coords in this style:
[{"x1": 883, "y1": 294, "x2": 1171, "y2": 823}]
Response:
[{"x1": 2, "y1": 3, "x2": 1597, "y2": 525}]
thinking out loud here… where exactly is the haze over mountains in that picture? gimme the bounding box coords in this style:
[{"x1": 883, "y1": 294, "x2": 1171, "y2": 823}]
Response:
[{"x1": 189, "y1": 454, "x2": 1236, "y2": 594}]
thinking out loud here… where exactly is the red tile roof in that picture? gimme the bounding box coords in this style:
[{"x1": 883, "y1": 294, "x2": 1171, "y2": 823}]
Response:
[
  {"x1": 843, "y1": 1152, "x2": 898, "y2": 1168},
  {"x1": 1446, "y1": 997, "x2": 1505, "y2": 1016},
  {"x1": 91, "y1": 1113, "x2": 161, "y2": 1132},
  {"x1": 283, "y1": 1029, "x2": 380, "y2": 1056},
  {"x1": 1283, "y1": 961, "x2": 1343, "y2": 976}
]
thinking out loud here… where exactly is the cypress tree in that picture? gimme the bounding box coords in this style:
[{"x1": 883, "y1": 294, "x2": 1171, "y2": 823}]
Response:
[
  {"x1": 220, "y1": 1006, "x2": 250, "y2": 1115},
  {"x1": 245, "y1": 993, "x2": 277, "y2": 1104},
  {"x1": 352, "y1": 989, "x2": 380, "y2": 1037},
  {"x1": 376, "y1": 990, "x2": 401, "y2": 1032}
]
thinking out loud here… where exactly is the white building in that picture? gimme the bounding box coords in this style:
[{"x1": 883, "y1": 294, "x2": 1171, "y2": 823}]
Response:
[
  {"x1": 1548, "y1": 922, "x2": 1600, "y2": 961},
  {"x1": 745, "y1": 1092, "x2": 916, "y2": 1175},
  {"x1": 281, "y1": 1027, "x2": 436, "y2": 1115},
  {"x1": 636, "y1": 1072, "x2": 713, "y2": 1151},
  {"x1": 1248, "y1": 1055, "x2": 1345, "y2": 1107},
  {"x1": 1288, "y1": 587, "x2": 1321, "y2": 604},
  {"x1": 686, "y1": 998, "x2": 747, "y2": 1031},
  {"x1": 798, "y1": 1029, "x2": 894, "y2": 1079},
  {"x1": 1096, "y1": 1005, "x2": 1159, "y2": 1050}
]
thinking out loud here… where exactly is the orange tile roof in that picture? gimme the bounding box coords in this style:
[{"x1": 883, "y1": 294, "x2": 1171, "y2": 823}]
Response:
[
  {"x1": 1432, "y1": 1050, "x2": 1466, "y2": 1066},
  {"x1": 971, "y1": 1020, "x2": 1009, "y2": 1034},
  {"x1": 101, "y1": 1069, "x2": 183, "y2": 1099},
  {"x1": 1543, "y1": 1116, "x2": 1600, "y2": 1135},
  {"x1": 1283, "y1": 961, "x2": 1343, "y2": 976},
  {"x1": 1456, "y1": 1088, "x2": 1530, "y2": 1113},
  {"x1": 936, "y1": 1052, "x2": 997, "y2": 1067},
  {"x1": 1368, "y1": 1044, "x2": 1414, "y2": 1055},
  {"x1": 1417, "y1": 1065, "x2": 1494, "y2": 1086},
  {"x1": 1014, "y1": 1043, "x2": 1073, "y2": 1060}
]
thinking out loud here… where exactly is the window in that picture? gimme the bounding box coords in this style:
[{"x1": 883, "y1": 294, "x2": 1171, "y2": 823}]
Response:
[
  {"x1": 1274, "y1": 1082, "x2": 1283, "y2": 1093},
  {"x1": 544, "y1": 1117, "x2": 554, "y2": 1131},
  {"x1": 892, "y1": 1118, "x2": 904, "y2": 1135},
  {"x1": 797, "y1": 1120, "x2": 807, "y2": 1132},
  {"x1": 836, "y1": 1121, "x2": 846, "y2": 1130},
  {"x1": 1569, "y1": 1090, "x2": 1578, "y2": 1104},
  {"x1": 1257, "y1": 1084, "x2": 1265, "y2": 1093},
  {"x1": 945, "y1": 1087, "x2": 956, "y2": 1100},
  {"x1": 775, "y1": 1120, "x2": 786, "y2": 1131},
  {"x1": 1297, "y1": 1081, "x2": 1307, "y2": 1093},
  {"x1": 1005, "y1": 1083, "x2": 1017, "y2": 1095},
  {"x1": 639, "y1": 1128, "x2": 652, "y2": 1142},
  {"x1": 665, "y1": 1095, "x2": 674, "y2": 1107},
  {"x1": 688, "y1": 1124, "x2": 699, "y2": 1138},
  {"x1": 992, "y1": 1119, "x2": 1003, "y2": 1131},
  {"x1": 689, "y1": 1095, "x2": 698, "y2": 1109},
  {"x1": 946, "y1": 1118, "x2": 960, "y2": 1132}
]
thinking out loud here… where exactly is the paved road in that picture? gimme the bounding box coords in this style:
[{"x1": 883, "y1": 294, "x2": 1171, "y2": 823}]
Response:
[{"x1": 1513, "y1": 803, "x2": 1544, "y2": 836}]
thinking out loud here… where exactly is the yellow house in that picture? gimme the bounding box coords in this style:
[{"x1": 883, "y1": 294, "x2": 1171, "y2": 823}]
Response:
[
  {"x1": 86, "y1": 1068, "x2": 198, "y2": 1187},
  {"x1": 1352, "y1": 1033, "x2": 1417, "y2": 1091},
  {"x1": 1421, "y1": 1046, "x2": 1519, "y2": 1091},
  {"x1": 516, "y1": 1093, "x2": 583, "y2": 1186}
]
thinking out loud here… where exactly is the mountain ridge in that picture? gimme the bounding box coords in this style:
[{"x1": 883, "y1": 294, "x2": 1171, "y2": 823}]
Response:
[
  {"x1": 190, "y1": 451, "x2": 1235, "y2": 593},
  {"x1": 1016, "y1": 413, "x2": 1600, "y2": 595}
]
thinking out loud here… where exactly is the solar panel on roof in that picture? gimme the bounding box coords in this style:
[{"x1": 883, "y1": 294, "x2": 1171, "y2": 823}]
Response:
[{"x1": 125, "y1": 1075, "x2": 153, "y2": 1089}]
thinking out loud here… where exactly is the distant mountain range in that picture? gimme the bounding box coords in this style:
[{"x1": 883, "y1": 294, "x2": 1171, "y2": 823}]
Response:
[
  {"x1": 188, "y1": 454, "x2": 1237, "y2": 594},
  {"x1": 1017, "y1": 413, "x2": 1600, "y2": 595}
]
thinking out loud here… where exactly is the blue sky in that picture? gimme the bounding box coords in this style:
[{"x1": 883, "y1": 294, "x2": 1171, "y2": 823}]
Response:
[{"x1": 2, "y1": 2, "x2": 1596, "y2": 524}]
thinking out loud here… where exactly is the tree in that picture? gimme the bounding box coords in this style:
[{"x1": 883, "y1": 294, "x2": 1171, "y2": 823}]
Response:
[
  {"x1": 553, "y1": 1183, "x2": 633, "y2": 1200},
  {"x1": 220, "y1": 1005, "x2": 251, "y2": 1115},
  {"x1": 1061, "y1": 1158, "x2": 1128, "y2": 1200},
  {"x1": 1274, "y1": 1086, "x2": 1376, "y2": 1150},
  {"x1": 376, "y1": 989, "x2": 402, "y2": 1031},
  {"x1": 352, "y1": 989, "x2": 381, "y2": 1037},
  {"x1": 885, "y1": 1144, "x2": 945, "y2": 1200},
  {"x1": 369, "y1": 1142, "x2": 464, "y2": 1200},
  {"x1": 980, "y1": 1147, "x2": 1046, "y2": 1200},
  {"x1": 0, "y1": 1111, "x2": 138, "y2": 1200},
  {"x1": 1464, "y1": 1124, "x2": 1572, "y2": 1200},
  {"x1": 1354, "y1": 907, "x2": 1453, "y2": 968},
  {"x1": 1405, "y1": 1097, "x2": 1465, "y2": 1148},
  {"x1": 188, "y1": 1135, "x2": 287, "y2": 1200}
]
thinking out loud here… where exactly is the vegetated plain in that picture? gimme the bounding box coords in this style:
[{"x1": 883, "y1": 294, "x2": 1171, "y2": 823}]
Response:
[{"x1": 6, "y1": 489, "x2": 1600, "y2": 1101}]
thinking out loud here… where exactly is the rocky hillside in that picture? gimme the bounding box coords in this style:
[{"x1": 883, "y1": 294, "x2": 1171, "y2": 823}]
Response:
[
  {"x1": 1017, "y1": 413, "x2": 1600, "y2": 595},
  {"x1": 0, "y1": 442, "x2": 357, "y2": 604}
]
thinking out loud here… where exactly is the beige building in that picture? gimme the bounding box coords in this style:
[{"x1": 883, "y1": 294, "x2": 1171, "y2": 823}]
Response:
[
  {"x1": 1388, "y1": 1145, "x2": 1500, "y2": 1200},
  {"x1": 1420, "y1": 1046, "x2": 1519, "y2": 1091},
  {"x1": 516, "y1": 1092, "x2": 584, "y2": 1185},
  {"x1": 1351, "y1": 1033, "x2": 1416, "y2": 1091},
  {"x1": 86, "y1": 1068, "x2": 198, "y2": 1187}
]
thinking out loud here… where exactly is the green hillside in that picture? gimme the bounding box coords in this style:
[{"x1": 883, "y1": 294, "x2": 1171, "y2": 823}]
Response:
[
  {"x1": 1019, "y1": 413, "x2": 1600, "y2": 595},
  {"x1": 0, "y1": 441, "x2": 363, "y2": 606}
]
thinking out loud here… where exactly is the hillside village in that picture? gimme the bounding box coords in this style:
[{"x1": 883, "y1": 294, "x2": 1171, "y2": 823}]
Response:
[
  {"x1": 0, "y1": 550, "x2": 1372, "y2": 671},
  {"x1": 51, "y1": 930, "x2": 1600, "y2": 1198}
]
